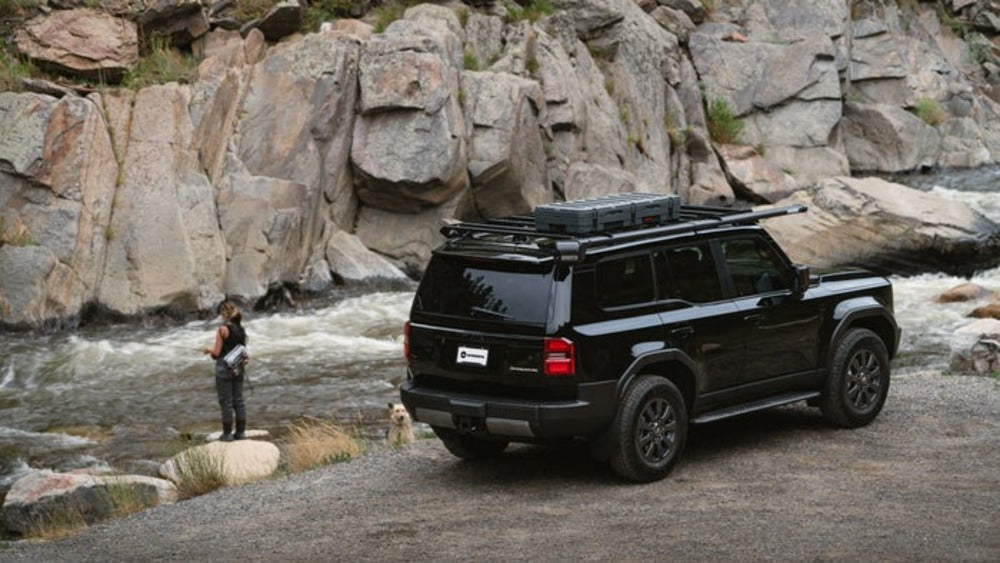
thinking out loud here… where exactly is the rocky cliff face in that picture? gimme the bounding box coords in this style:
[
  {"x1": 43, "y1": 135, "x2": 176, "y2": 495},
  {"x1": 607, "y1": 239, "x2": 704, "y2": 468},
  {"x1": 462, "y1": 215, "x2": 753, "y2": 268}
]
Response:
[{"x1": 1, "y1": 0, "x2": 999, "y2": 330}]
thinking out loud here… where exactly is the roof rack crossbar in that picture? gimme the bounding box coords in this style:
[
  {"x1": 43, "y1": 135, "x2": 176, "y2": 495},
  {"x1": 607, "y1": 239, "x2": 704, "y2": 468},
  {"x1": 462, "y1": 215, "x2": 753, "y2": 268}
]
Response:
[{"x1": 440, "y1": 204, "x2": 807, "y2": 246}]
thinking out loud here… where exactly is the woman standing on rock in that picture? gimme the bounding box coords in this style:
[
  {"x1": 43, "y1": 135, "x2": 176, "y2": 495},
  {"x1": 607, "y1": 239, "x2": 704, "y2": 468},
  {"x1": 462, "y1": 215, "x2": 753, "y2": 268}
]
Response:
[{"x1": 202, "y1": 300, "x2": 249, "y2": 441}]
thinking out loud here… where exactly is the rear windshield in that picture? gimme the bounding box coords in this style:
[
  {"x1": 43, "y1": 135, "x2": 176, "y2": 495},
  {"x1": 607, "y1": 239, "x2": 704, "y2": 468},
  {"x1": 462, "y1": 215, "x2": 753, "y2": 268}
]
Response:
[{"x1": 414, "y1": 255, "x2": 553, "y2": 324}]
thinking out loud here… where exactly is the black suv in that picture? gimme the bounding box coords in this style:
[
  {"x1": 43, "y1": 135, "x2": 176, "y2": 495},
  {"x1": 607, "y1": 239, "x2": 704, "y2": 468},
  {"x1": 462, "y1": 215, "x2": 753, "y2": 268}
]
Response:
[{"x1": 400, "y1": 194, "x2": 900, "y2": 482}]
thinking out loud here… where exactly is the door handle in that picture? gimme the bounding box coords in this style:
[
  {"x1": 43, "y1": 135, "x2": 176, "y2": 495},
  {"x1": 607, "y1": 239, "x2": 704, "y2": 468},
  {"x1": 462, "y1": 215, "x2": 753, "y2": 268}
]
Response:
[
  {"x1": 743, "y1": 313, "x2": 763, "y2": 324},
  {"x1": 670, "y1": 326, "x2": 694, "y2": 338}
]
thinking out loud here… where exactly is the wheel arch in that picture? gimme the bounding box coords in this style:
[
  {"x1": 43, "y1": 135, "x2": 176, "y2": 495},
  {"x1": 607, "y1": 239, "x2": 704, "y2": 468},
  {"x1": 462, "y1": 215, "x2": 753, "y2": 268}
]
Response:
[
  {"x1": 616, "y1": 349, "x2": 699, "y2": 414},
  {"x1": 829, "y1": 298, "x2": 900, "y2": 362}
]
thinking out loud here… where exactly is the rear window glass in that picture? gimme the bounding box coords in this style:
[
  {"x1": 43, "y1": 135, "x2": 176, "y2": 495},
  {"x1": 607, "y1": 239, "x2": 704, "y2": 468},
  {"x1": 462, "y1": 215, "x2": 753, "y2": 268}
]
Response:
[{"x1": 413, "y1": 256, "x2": 553, "y2": 324}]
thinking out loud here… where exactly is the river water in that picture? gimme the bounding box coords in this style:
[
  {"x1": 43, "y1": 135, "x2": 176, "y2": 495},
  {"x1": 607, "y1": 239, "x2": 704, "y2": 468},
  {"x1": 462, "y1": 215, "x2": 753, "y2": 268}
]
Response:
[{"x1": 1, "y1": 167, "x2": 998, "y2": 493}]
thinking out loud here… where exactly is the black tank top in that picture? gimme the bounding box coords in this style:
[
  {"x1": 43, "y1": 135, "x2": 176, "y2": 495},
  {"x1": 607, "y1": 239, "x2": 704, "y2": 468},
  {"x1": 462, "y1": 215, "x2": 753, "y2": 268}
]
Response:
[{"x1": 219, "y1": 322, "x2": 247, "y2": 359}]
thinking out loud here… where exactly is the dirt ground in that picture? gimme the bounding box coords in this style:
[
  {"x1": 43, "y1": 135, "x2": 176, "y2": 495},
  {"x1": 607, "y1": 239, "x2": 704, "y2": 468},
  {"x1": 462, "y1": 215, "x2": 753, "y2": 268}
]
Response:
[{"x1": 3, "y1": 371, "x2": 998, "y2": 561}]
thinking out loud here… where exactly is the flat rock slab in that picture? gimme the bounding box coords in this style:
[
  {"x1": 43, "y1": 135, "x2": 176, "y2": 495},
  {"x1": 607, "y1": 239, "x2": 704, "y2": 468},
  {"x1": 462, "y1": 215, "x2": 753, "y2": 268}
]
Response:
[{"x1": 14, "y1": 8, "x2": 139, "y2": 82}]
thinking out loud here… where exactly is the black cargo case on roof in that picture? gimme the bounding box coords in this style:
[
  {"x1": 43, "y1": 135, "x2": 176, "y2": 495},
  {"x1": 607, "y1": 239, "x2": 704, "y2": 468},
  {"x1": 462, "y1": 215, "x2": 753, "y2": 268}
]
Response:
[{"x1": 534, "y1": 193, "x2": 681, "y2": 234}]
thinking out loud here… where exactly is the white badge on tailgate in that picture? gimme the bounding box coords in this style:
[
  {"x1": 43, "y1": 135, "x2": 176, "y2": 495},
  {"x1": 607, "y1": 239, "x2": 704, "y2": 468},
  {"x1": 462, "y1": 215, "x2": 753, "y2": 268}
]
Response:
[{"x1": 456, "y1": 346, "x2": 489, "y2": 366}]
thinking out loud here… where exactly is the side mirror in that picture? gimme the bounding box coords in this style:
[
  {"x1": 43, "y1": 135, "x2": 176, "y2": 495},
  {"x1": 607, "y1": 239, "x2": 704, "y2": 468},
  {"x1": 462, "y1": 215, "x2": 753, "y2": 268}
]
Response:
[{"x1": 792, "y1": 264, "x2": 810, "y2": 295}]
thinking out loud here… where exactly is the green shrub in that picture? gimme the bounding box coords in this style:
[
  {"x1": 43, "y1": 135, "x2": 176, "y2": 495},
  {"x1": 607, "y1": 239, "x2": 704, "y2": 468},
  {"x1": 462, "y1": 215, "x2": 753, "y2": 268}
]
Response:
[
  {"x1": 0, "y1": 51, "x2": 32, "y2": 93},
  {"x1": 463, "y1": 49, "x2": 480, "y2": 71},
  {"x1": 913, "y1": 97, "x2": 947, "y2": 126},
  {"x1": 302, "y1": 0, "x2": 361, "y2": 32},
  {"x1": 0, "y1": 0, "x2": 38, "y2": 16},
  {"x1": 706, "y1": 97, "x2": 743, "y2": 144},
  {"x1": 234, "y1": 0, "x2": 280, "y2": 22},
  {"x1": 122, "y1": 37, "x2": 198, "y2": 89},
  {"x1": 505, "y1": 0, "x2": 553, "y2": 23},
  {"x1": 373, "y1": 1, "x2": 419, "y2": 33}
]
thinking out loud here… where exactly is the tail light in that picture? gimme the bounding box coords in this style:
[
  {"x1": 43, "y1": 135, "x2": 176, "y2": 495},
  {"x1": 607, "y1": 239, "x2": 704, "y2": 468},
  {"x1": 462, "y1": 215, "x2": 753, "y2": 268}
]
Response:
[
  {"x1": 543, "y1": 337, "x2": 575, "y2": 377},
  {"x1": 403, "y1": 321, "x2": 410, "y2": 360}
]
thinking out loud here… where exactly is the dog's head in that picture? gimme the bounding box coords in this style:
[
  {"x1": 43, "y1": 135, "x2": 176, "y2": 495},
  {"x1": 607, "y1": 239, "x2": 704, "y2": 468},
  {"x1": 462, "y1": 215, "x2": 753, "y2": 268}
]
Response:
[{"x1": 388, "y1": 403, "x2": 411, "y2": 427}]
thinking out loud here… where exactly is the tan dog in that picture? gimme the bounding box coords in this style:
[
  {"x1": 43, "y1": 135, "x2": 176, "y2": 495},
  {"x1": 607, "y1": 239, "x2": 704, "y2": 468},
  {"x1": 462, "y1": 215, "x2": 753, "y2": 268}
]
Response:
[{"x1": 387, "y1": 403, "x2": 415, "y2": 446}]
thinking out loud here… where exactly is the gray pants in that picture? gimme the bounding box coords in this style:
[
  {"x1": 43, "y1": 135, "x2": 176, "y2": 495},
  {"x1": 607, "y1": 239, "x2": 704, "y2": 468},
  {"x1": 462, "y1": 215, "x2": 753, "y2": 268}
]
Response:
[{"x1": 215, "y1": 361, "x2": 246, "y2": 426}]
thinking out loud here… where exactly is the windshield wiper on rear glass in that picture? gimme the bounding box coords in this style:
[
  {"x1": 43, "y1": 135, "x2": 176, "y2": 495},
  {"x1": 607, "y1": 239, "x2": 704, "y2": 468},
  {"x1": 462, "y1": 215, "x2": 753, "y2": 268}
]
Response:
[{"x1": 470, "y1": 306, "x2": 512, "y2": 320}]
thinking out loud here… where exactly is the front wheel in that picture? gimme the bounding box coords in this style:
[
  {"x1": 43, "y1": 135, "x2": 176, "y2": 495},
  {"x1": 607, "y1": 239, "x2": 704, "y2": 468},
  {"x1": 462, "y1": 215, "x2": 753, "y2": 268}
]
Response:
[
  {"x1": 820, "y1": 328, "x2": 891, "y2": 428},
  {"x1": 432, "y1": 427, "x2": 508, "y2": 460},
  {"x1": 609, "y1": 375, "x2": 688, "y2": 483}
]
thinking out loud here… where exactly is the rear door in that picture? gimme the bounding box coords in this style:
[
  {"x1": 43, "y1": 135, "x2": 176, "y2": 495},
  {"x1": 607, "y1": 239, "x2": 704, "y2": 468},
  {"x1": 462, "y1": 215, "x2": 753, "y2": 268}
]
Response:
[
  {"x1": 407, "y1": 255, "x2": 555, "y2": 399},
  {"x1": 656, "y1": 242, "x2": 745, "y2": 409}
]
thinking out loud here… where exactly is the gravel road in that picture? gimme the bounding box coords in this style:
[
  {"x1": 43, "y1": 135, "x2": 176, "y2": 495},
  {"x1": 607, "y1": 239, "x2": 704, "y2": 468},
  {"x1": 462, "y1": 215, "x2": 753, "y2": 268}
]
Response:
[{"x1": 3, "y1": 371, "x2": 998, "y2": 562}]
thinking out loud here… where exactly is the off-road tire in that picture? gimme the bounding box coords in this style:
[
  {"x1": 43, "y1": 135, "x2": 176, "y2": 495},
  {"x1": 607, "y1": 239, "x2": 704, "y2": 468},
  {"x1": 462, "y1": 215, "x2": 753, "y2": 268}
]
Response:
[
  {"x1": 820, "y1": 328, "x2": 890, "y2": 428},
  {"x1": 609, "y1": 375, "x2": 688, "y2": 483},
  {"x1": 432, "y1": 427, "x2": 509, "y2": 460}
]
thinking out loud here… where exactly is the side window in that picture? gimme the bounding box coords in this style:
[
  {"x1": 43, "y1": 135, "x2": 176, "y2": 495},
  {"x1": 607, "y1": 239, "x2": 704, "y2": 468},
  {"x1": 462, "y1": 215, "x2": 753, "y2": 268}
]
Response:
[
  {"x1": 659, "y1": 243, "x2": 724, "y2": 303},
  {"x1": 721, "y1": 237, "x2": 790, "y2": 296},
  {"x1": 596, "y1": 254, "x2": 655, "y2": 308}
]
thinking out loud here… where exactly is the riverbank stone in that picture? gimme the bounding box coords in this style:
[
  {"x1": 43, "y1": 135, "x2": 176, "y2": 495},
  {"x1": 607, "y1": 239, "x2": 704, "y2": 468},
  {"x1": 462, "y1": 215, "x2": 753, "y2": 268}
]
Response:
[
  {"x1": 160, "y1": 440, "x2": 280, "y2": 486},
  {"x1": 1, "y1": 470, "x2": 178, "y2": 536},
  {"x1": 949, "y1": 318, "x2": 1000, "y2": 374}
]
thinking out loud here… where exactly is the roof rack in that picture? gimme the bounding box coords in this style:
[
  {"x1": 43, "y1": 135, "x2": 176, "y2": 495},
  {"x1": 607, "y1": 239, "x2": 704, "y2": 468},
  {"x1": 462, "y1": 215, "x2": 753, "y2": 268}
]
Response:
[{"x1": 440, "y1": 203, "x2": 807, "y2": 262}]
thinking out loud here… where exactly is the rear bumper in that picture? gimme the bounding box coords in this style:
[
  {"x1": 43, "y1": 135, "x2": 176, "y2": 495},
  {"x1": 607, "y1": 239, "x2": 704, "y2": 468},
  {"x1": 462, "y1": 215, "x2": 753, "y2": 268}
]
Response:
[{"x1": 399, "y1": 379, "x2": 617, "y2": 439}]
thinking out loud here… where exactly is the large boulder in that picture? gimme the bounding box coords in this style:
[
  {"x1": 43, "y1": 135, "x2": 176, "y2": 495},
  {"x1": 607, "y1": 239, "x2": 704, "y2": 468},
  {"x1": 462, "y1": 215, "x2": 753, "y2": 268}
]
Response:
[
  {"x1": 98, "y1": 84, "x2": 226, "y2": 317},
  {"x1": 136, "y1": 0, "x2": 209, "y2": 47},
  {"x1": 13, "y1": 9, "x2": 139, "y2": 83},
  {"x1": 159, "y1": 440, "x2": 280, "y2": 486},
  {"x1": 689, "y1": 29, "x2": 842, "y2": 148},
  {"x1": 0, "y1": 93, "x2": 118, "y2": 329},
  {"x1": 462, "y1": 71, "x2": 550, "y2": 217},
  {"x1": 841, "y1": 102, "x2": 941, "y2": 173},
  {"x1": 221, "y1": 31, "x2": 362, "y2": 299},
  {"x1": 764, "y1": 176, "x2": 1000, "y2": 276},
  {"x1": 253, "y1": 0, "x2": 304, "y2": 42},
  {"x1": 717, "y1": 144, "x2": 800, "y2": 203},
  {"x1": 1, "y1": 470, "x2": 177, "y2": 535},
  {"x1": 324, "y1": 230, "x2": 408, "y2": 283},
  {"x1": 351, "y1": 6, "x2": 468, "y2": 213},
  {"x1": 356, "y1": 189, "x2": 476, "y2": 274}
]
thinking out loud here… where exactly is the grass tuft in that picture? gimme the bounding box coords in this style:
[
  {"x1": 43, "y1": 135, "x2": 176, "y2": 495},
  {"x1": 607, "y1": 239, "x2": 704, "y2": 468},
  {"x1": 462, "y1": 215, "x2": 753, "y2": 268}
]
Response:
[
  {"x1": 0, "y1": 50, "x2": 33, "y2": 93},
  {"x1": 122, "y1": 37, "x2": 198, "y2": 90},
  {"x1": 282, "y1": 418, "x2": 362, "y2": 473},
  {"x1": 0, "y1": 216, "x2": 34, "y2": 247},
  {"x1": 505, "y1": 0, "x2": 553, "y2": 24},
  {"x1": 372, "y1": 1, "x2": 420, "y2": 33},
  {"x1": 706, "y1": 97, "x2": 744, "y2": 144},
  {"x1": 171, "y1": 446, "x2": 227, "y2": 499},
  {"x1": 20, "y1": 503, "x2": 88, "y2": 540},
  {"x1": 912, "y1": 97, "x2": 947, "y2": 126},
  {"x1": 463, "y1": 49, "x2": 480, "y2": 71}
]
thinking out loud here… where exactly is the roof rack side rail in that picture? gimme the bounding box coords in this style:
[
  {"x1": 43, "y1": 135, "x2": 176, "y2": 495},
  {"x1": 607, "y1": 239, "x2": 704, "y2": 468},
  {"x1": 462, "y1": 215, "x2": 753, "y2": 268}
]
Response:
[{"x1": 440, "y1": 204, "x2": 807, "y2": 242}]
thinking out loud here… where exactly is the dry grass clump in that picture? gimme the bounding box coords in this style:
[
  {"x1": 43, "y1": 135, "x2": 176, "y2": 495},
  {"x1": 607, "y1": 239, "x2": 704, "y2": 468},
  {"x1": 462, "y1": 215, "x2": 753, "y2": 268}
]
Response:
[
  {"x1": 171, "y1": 447, "x2": 227, "y2": 499},
  {"x1": 282, "y1": 418, "x2": 362, "y2": 473}
]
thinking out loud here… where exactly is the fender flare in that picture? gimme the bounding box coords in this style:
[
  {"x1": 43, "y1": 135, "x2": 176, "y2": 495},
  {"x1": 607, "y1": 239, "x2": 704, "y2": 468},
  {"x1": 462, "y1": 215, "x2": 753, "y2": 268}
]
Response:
[
  {"x1": 615, "y1": 347, "x2": 701, "y2": 404},
  {"x1": 828, "y1": 297, "x2": 900, "y2": 362}
]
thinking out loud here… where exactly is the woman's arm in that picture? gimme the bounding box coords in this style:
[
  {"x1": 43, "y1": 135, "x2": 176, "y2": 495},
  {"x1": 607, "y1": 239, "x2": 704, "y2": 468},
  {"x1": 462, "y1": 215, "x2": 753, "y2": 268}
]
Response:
[{"x1": 202, "y1": 325, "x2": 229, "y2": 358}]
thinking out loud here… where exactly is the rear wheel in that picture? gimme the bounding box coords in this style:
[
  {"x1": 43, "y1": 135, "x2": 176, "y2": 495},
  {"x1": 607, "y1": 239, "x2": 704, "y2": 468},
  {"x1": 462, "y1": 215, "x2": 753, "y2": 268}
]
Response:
[
  {"x1": 820, "y1": 328, "x2": 890, "y2": 428},
  {"x1": 432, "y1": 427, "x2": 509, "y2": 460},
  {"x1": 609, "y1": 375, "x2": 688, "y2": 483}
]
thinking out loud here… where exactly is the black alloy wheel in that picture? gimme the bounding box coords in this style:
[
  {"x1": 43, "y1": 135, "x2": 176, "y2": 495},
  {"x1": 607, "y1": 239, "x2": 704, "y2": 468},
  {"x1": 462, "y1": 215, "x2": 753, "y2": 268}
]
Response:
[
  {"x1": 821, "y1": 327, "x2": 891, "y2": 428},
  {"x1": 610, "y1": 375, "x2": 688, "y2": 482}
]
